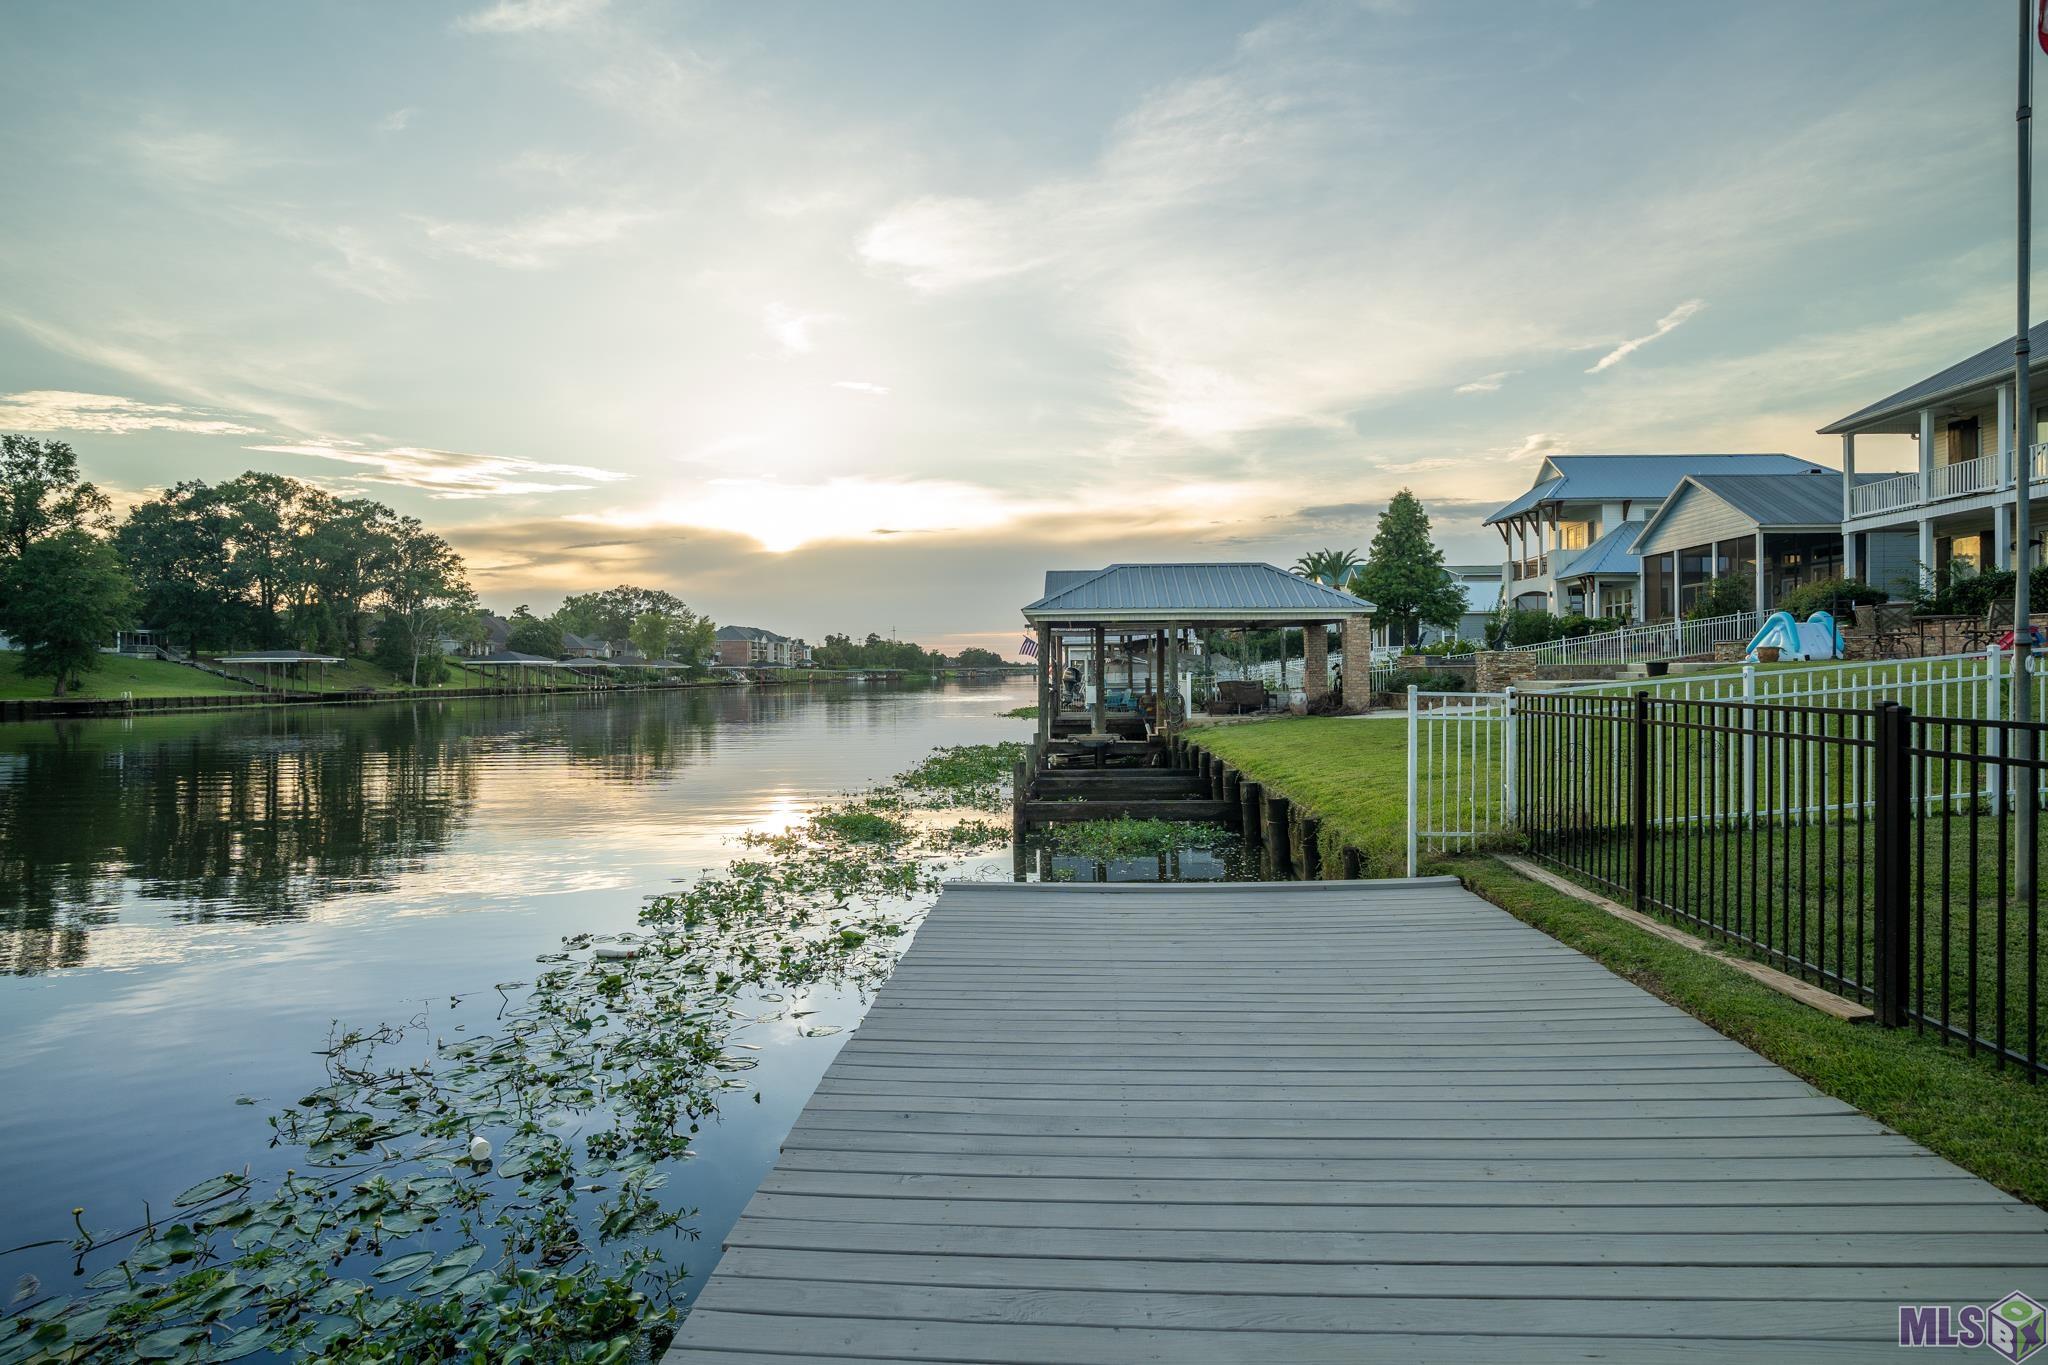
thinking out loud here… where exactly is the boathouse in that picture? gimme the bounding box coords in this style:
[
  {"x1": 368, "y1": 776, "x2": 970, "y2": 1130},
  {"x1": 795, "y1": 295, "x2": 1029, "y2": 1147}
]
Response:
[{"x1": 1012, "y1": 563, "x2": 1374, "y2": 832}]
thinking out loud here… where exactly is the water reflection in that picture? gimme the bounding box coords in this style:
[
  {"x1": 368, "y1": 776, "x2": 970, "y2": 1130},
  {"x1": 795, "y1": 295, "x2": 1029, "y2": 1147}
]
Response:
[{"x1": 0, "y1": 684, "x2": 931, "y2": 973}]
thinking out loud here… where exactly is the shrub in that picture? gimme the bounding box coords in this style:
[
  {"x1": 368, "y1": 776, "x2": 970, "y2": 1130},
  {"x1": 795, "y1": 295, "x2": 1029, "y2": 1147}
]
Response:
[
  {"x1": 1489, "y1": 609, "x2": 1562, "y2": 648},
  {"x1": 1685, "y1": 577, "x2": 1753, "y2": 620},
  {"x1": 1778, "y1": 577, "x2": 1892, "y2": 620},
  {"x1": 1556, "y1": 614, "x2": 1623, "y2": 639},
  {"x1": 1400, "y1": 668, "x2": 1469, "y2": 693}
]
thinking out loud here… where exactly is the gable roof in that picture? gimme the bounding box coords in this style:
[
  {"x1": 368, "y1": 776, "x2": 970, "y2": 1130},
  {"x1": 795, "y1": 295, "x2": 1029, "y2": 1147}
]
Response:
[
  {"x1": 1554, "y1": 519, "x2": 1647, "y2": 581},
  {"x1": 716, "y1": 624, "x2": 788, "y2": 642},
  {"x1": 1821, "y1": 320, "x2": 2048, "y2": 435},
  {"x1": 1023, "y1": 562, "x2": 1373, "y2": 623},
  {"x1": 1633, "y1": 470, "x2": 1848, "y2": 552},
  {"x1": 1483, "y1": 454, "x2": 1827, "y2": 525}
]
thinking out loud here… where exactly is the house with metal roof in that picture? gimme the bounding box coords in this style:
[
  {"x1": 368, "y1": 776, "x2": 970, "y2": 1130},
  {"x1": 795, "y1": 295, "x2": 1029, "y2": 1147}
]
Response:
[
  {"x1": 1629, "y1": 470, "x2": 1918, "y2": 615},
  {"x1": 1484, "y1": 453, "x2": 1828, "y2": 618},
  {"x1": 1824, "y1": 321, "x2": 2048, "y2": 585}
]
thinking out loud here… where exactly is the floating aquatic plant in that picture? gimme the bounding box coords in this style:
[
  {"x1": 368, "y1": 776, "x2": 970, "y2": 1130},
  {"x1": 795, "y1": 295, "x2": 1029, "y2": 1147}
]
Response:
[{"x1": 0, "y1": 747, "x2": 1018, "y2": 1364}]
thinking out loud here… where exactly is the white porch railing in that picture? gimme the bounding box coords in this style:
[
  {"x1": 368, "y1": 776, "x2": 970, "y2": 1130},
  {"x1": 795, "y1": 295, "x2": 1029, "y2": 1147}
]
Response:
[
  {"x1": 1930, "y1": 450, "x2": 2002, "y2": 501},
  {"x1": 1497, "y1": 610, "x2": 1759, "y2": 667},
  {"x1": 1849, "y1": 470, "x2": 1922, "y2": 518}
]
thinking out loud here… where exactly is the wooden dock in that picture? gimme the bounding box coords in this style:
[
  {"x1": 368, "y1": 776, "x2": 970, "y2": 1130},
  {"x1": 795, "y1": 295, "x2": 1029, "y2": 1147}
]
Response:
[{"x1": 665, "y1": 878, "x2": 2048, "y2": 1362}]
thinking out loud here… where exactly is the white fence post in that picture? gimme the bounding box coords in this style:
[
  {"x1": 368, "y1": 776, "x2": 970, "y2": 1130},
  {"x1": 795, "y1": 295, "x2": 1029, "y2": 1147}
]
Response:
[
  {"x1": 1405, "y1": 684, "x2": 1420, "y2": 878},
  {"x1": 1741, "y1": 662, "x2": 1756, "y2": 827},
  {"x1": 1502, "y1": 685, "x2": 1518, "y2": 823}
]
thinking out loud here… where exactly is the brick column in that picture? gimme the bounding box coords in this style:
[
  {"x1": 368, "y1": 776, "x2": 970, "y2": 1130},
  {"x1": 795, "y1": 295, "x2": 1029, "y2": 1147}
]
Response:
[
  {"x1": 1339, "y1": 616, "x2": 1373, "y2": 712},
  {"x1": 1303, "y1": 623, "x2": 1328, "y2": 702}
]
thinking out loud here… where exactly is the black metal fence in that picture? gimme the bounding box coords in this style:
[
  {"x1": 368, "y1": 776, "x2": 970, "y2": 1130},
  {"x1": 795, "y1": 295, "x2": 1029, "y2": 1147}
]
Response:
[{"x1": 1516, "y1": 691, "x2": 2047, "y2": 1078}]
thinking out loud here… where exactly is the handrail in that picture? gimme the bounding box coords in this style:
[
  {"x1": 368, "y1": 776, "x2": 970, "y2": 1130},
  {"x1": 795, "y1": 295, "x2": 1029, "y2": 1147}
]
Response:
[{"x1": 1494, "y1": 609, "x2": 1758, "y2": 667}]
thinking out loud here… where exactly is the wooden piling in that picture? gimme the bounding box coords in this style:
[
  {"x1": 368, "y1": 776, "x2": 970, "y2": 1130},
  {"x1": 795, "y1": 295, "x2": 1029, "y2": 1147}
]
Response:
[
  {"x1": 1299, "y1": 815, "x2": 1322, "y2": 880},
  {"x1": 1240, "y1": 780, "x2": 1263, "y2": 842},
  {"x1": 1264, "y1": 794, "x2": 1291, "y2": 877},
  {"x1": 1341, "y1": 846, "x2": 1363, "y2": 879}
]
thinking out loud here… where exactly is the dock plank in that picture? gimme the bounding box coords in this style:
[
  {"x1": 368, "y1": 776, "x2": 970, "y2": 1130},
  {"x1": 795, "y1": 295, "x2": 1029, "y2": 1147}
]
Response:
[{"x1": 662, "y1": 877, "x2": 2048, "y2": 1362}]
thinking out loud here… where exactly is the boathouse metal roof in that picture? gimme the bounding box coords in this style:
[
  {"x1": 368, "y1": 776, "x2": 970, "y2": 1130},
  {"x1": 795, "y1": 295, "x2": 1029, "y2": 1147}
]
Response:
[
  {"x1": 472, "y1": 649, "x2": 559, "y2": 665},
  {"x1": 214, "y1": 649, "x2": 344, "y2": 664},
  {"x1": 1023, "y1": 562, "x2": 1373, "y2": 625},
  {"x1": 1821, "y1": 320, "x2": 2048, "y2": 435},
  {"x1": 1482, "y1": 454, "x2": 1826, "y2": 525}
]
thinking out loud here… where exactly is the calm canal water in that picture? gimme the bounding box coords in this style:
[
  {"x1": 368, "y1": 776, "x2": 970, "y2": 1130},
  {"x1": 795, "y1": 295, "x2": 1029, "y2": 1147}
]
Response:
[{"x1": 0, "y1": 679, "x2": 1050, "y2": 1304}]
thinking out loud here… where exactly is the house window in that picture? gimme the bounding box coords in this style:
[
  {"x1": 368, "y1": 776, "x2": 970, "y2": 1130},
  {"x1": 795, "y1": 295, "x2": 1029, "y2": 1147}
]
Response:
[
  {"x1": 1602, "y1": 585, "x2": 1635, "y2": 621},
  {"x1": 1555, "y1": 520, "x2": 1594, "y2": 551},
  {"x1": 1643, "y1": 553, "x2": 1674, "y2": 621}
]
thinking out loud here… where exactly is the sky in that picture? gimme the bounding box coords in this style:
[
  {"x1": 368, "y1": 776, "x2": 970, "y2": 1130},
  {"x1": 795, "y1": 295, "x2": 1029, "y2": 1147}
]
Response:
[{"x1": 0, "y1": 0, "x2": 2032, "y2": 656}]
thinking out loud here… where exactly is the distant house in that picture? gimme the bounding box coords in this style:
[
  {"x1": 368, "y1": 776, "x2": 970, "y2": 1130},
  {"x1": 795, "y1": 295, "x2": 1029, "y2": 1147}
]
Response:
[
  {"x1": 1484, "y1": 453, "x2": 1829, "y2": 619},
  {"x1": 559, "y1": 632, "x2": 608, "y2": 660},
  {"x1": 449, "y1": 613, "x2": 511, "y2": 657},
  {"x1": 715, "y1": 625, "x2": 799, "y2": 667}
]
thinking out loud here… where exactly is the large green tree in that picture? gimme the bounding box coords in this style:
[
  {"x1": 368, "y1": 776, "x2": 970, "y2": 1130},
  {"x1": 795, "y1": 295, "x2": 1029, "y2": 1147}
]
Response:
[
  {"x1": 376, "y1": 518, "x2": 474, "y2": 686},
  {"x1": 1, "y1": 531, "x2": 135, "y2": 694},
  {"x1": 1347, "y1": 489, "x2": 1467, "y2": 646},
  {"x1": 1, "y1": 435, "x2": 111, "y2": 564},
  {"x1": 116, "y1": 482, "x2": 253, "y2": 652},
  {"x1": 506, "y1": 607, "x2": 564, "y2": 659},
  {"x1": 628, "y1": 610, "x2": 672, "y2": 661}
]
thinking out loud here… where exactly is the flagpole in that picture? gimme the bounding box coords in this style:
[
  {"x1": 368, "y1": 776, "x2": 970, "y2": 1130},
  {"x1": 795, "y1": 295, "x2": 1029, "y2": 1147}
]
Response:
[{"x1": 2015, "y1": 0, "x2": 2035, "y2": 907}]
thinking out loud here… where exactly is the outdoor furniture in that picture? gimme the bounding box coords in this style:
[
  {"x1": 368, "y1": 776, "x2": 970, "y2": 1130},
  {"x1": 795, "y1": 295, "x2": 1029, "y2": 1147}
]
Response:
[
  {"x1": 1963, "y1": 603, "x2": 2014, "y2": 652},
  {"x1": 1865, "y1": 602, "x2": 1915, "y2": 657},
  {"x1": 1208, "y1": 680, "x2": 1269, "y2": 715}
]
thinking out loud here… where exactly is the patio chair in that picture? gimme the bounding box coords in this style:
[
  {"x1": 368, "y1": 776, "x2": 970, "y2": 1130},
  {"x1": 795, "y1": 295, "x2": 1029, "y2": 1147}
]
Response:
[
  {"x1": 1866, "y1": 602, "x2": 1914, "y2": 658},
  {"x1": 1962, "y1": 601, "x2": 2014, "y2": 652},
  {"x1": 1208, "y1": 680, "x2": 1269, "y2": 715}
]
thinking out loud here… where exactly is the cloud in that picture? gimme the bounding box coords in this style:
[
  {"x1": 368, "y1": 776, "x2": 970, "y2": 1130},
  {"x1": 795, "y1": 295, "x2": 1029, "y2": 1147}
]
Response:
[
  {"x1": 0, "y1": 390, "x2": 263, "y2": 436},
  {"x1": 593, "y1": 476, "x2": 1041, "y2": 553},
  {"x1": 457, "y1": 0, "x2": 607, "y2": 34},
  {"x1": 1586, "y1": 299, "x2": 1706, "y2": 373},
  {"x1": 378, "y1": 107, "x2": 418, "y2": 133},
  {"x1": 832, "y1": 381, "x2": 890, "y2": 396},
  {"x1": 248, "y1": 442, "x2": 631, "y2": 499},
  {"x1": 421, "y1": 205, "x2": 653, "y2": 268},
  {"x1": 1454, "y1": 370, "x2": 1515, "y2": 395},
  {"x1": 763, "y1": 302, "x2": 835, "y2": 355},
  {"x1": 858, "y1": 197, "x2": 1042, "y2": 291}
]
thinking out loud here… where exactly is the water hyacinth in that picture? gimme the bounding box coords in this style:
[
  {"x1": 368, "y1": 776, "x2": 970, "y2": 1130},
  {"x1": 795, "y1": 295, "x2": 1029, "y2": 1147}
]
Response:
[{"x1": 0, "y1": 745, "x2": 1017, "y2": 1365}]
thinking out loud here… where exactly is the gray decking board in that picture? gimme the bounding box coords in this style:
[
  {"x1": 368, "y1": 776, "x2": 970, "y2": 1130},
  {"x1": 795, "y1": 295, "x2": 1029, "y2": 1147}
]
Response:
[{"x1": 664, "y1": 878, "x2": 2048, "y2": 1362}]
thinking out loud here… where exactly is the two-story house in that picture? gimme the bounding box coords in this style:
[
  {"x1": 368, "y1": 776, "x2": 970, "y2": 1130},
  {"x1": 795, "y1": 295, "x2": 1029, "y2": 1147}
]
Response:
[
  {"x1": 1484, "y1": 453, "x2": 1828, "y2": 619},
  {"x1": 1825, "y1": 321, "x2": 2048, "y2": 586},
  {"x1": 714, "y1": 625, "x2": 799, "y2": 667}
]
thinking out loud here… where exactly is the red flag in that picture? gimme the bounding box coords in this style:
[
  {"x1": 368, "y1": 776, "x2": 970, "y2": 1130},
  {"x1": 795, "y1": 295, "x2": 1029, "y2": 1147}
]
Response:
[{"x1": 2039, "y1": 0, "x2": 2047, "y2": 57}]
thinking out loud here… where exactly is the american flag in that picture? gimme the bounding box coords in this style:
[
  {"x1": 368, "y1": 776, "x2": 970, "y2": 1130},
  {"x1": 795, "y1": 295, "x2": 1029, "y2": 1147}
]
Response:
[{"x1": 1019, "y1": 637, "x2": 1038, "y2": 658}]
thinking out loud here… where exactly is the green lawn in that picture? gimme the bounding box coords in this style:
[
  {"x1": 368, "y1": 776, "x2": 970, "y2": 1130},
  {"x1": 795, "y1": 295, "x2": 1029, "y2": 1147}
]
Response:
[
  {"x1": 1461, "y1": 857, "x2": 2048, "y2": 1208},
  {"x1": 1189, "y1": 717, "x2": 1411, "y2": 874},
  {"x1": 0, "y1": 651, "x2": 257, "y2": 701}
]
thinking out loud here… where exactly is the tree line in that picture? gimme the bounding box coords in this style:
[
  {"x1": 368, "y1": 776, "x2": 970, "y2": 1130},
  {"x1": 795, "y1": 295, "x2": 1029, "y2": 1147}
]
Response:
[
  {"x1": 0, "y1": 436, "x2": 480, "y2": 692},
  {"x1": 500, "y1": 586, "x2": 718, "y2": 666}
]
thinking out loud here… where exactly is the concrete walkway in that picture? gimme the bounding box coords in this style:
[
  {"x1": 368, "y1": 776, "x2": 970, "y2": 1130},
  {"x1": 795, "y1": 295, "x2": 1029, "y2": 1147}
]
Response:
[{"x1": 665, "y1": 878, "x2": 2048, "y2": 1362}]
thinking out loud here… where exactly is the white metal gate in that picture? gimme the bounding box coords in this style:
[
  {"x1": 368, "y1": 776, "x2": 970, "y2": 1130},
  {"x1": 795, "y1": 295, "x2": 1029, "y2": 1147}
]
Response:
[{"x1": 1405, "y1": 686, "x2": 1515, "y2": 875}]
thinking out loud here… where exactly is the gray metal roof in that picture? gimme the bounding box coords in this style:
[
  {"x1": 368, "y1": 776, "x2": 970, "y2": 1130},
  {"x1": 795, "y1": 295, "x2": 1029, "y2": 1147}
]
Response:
[
  {"x1": 1554, "y1": 519, "x2": 1647, "y2": 580},
  {"x1": 1043, "y1": 569, "x2": 1107, "y2": 598},
  {"x1": 1483, "y1": 454, "x2": 1826, "y2": 525},
  {"x1": 1686, "y1": 471, "x2": 1846, "y2": 527},
  {"x1": 716, "y1": 624, "x2": 790, "y2": 642},
  {"x1": 1023, "y1": 562, "x2": 1373, "y2": 622},
  {"x1": 215, "y1": 649, "x2": 344, "y2": 664},
  {"x1": 1632, "y1": 470, "x2": 1847, "y2": 555},
  {"x1": 474, "y1": 649, "x2": 559, "y2": 665},
  {"x1": 1820, "y1": 320, "x2": 2048, "y2": 435}
]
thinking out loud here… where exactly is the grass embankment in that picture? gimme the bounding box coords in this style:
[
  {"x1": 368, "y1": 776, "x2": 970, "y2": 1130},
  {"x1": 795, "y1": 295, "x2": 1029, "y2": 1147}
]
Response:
[
  {"x1": 0, "y1": 651, "x2": 256, "y2": 701},
  {"x1": 1189, "y1": 717, "x2": 1409, "y2": 873},
  {"x1": 1190, "y1": 713, "x2": 2048, "y2": 1207},
  {"x1": 1461, "y1": 858, "x2": 2048, "y2": 1207}
]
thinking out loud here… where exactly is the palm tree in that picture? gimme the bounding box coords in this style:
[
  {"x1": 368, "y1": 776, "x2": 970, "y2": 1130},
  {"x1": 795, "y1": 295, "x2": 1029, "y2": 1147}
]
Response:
[{"x1": 1292, "y1": 548, "x2": 1362, "y2": 588}]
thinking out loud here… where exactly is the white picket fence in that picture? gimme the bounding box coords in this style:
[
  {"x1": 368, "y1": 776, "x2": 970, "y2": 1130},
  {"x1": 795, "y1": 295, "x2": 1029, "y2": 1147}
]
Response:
[
  {"x1": 1402, "y1": 649, "x2": 2048, "y2": 873},
  {"x1": 1497, "y1": 609, "x2": 1761, "y2": 667}
]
